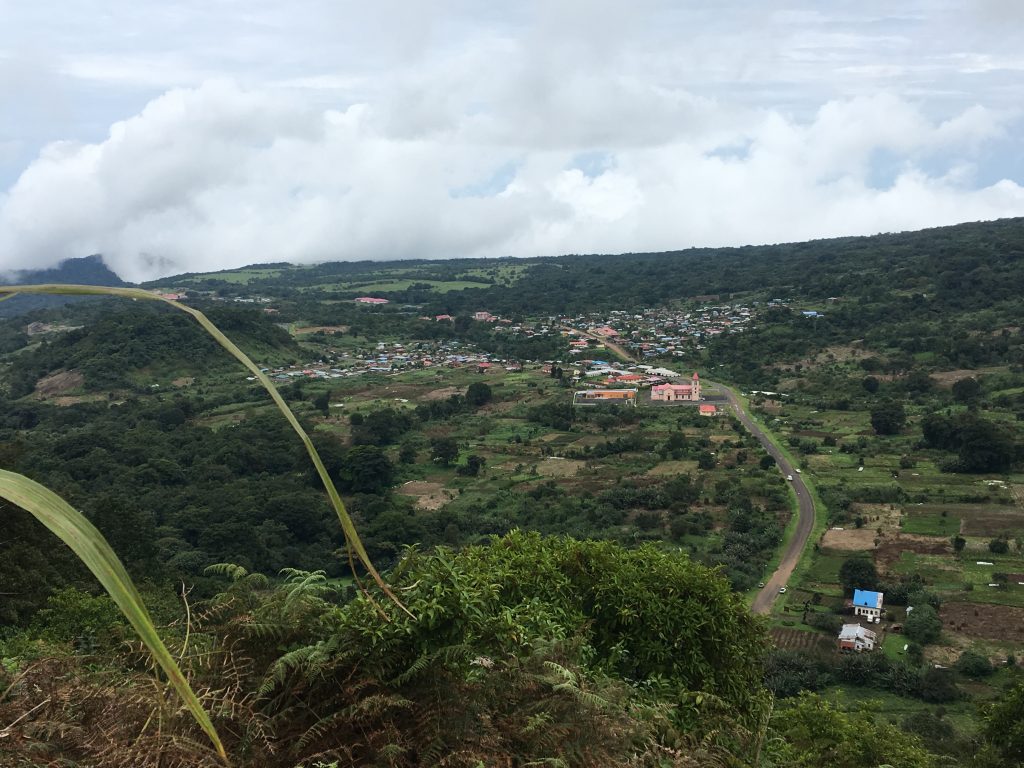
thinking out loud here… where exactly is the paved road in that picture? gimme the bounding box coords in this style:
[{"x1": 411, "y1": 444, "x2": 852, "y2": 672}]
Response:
[
  {"x1": 559, "y1": 326, "x2": 815, "y2": 615},
  {"x1": 562, "y1": 326, "x2": 638, "y2": 363},
  {"x1": 712, "y1": 384, "x2": 817, "y2": 614}
]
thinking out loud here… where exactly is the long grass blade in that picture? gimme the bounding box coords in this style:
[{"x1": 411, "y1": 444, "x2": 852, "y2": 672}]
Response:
[
  {"x1": 0, "y1": 469, "x2": 229, "y2": 763},
  {"x1": 0, "y1": 284, "x2": 407, "y2": 614}
]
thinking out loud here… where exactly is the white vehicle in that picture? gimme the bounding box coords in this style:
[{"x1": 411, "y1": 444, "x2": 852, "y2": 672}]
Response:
[
  {"x1": 795, "y1": 468, "x2": 801, "y2": 473},
  {"x1": 779, "y1": 586, "x2": 787, "y2": 594},
  {"x1": 787, "y1": 474, "x2": 794, "y2": 481}
]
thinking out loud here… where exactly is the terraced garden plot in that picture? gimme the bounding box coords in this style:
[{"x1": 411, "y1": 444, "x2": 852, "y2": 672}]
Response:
[
  {"x1": 902, "y1": 507, "x2": 962, "y2": 536},
  {"x1": 770, "y1": 627, "x2": 835, "y2": 654},
  {"x1": 891, "y1": 552, "x2": 964, "y2": 589},
  {"x1": 802, "y1": 552, "x2": 850, "y2": 584}
]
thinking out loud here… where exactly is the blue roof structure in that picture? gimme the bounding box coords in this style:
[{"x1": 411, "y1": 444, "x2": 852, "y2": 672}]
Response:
[{"x1": 853, "y1": 589, "x2": 883, "y2": 609}]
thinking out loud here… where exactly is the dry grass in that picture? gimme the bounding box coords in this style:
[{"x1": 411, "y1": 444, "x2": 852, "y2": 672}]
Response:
[
  {"x1": 398, "y1": 481, "x2": 455, "y2": 511},
  {"x1": 536, "y1": 458, "x2": 585, "y2": 478},
  {"x1": 33, "y1": 369, "x2": 84, "y2": 397}
]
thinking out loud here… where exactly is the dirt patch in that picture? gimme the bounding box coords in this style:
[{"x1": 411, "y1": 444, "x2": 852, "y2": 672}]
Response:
[
  {"x1": 536, "y1": 458, "x2": 584, "y2": 478},
  {"x1": 820, "y1": 527, "x2": 879, "y2": 552},
  {"x1": 875, "y1": 534, "x2": 952, "y2": 572},
  {"x1": 47, "y1": 394, "x2": 109, "y2": 407},
  {"x1": 960, "y1": 506, "x2": 1024, "y2": 536},
  {"x1": 940, "y1": 602, "x2": 1024, "y2": 642},
  {"x1": 172, "y1": 377, "x2": 194, "y2": 388},
  {"x1": 293, "y1": 325, "x2": 350, "y2": 335},
  {"x1": 34, "y1": 370, "x2": 85, "y2": 398},
  {"x1": 929, "y1": 367, "x2": 1006, "y2": 388},
  {"x1": 397, "y1": 481, "x2": 455, "y2": 511},
  {"x1": 421, "y1": 386, "x2": 462, "y2": 401}
]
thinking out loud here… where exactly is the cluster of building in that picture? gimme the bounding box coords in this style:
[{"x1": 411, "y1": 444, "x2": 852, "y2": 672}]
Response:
[
  {"x1": 570, "y1": 365, "x2": 718, "y2": 414},
  {"x1": 258, "y1": 340, "x2": 514, "y2": 382},
  {"x1": 837, "y1": 589, "x2": 885, "y2": 653},
  {"x1": 561, "y1": 302, "x2": 765, "y2": 358}
]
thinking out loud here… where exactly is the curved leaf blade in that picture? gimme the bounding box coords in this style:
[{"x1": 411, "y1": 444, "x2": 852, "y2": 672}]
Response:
[{"x1": 0, "y1": 469, "x2": 229, "y2": 763}]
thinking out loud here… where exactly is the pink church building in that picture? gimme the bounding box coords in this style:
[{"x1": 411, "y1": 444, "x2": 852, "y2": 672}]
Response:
[{"x1": 651, "y1": 372, "x2": 701, "y2": 402}]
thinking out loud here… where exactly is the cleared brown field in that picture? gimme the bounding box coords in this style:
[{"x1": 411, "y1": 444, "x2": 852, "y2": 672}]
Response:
[
  {"x1": 398, "y1": 481, "x2": 455, "y2": 511},
  {"x1": 940, "y1": 602, "x2": 1024, "y2": 642},
  {"x1": 958, "y1": 506, "x2": 1024, "y2": 536}
]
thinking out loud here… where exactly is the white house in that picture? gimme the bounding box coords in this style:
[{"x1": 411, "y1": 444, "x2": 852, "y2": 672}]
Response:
[
  {"x1": 852, "y1": 589, "x2": 884, "y2": 621},
  {"x1": 838, "y1": 624, "x2": 877, "y2": 652}
]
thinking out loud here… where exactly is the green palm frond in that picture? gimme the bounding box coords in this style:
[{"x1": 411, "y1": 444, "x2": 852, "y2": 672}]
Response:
[{"x1": 0, "y1": 469, "x2": 228, "y2": 763}]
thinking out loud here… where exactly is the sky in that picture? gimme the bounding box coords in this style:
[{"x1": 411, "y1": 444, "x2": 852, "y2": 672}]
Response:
[{"x1": 1, "y1": 1, "x2": 1024, "y2": 282}]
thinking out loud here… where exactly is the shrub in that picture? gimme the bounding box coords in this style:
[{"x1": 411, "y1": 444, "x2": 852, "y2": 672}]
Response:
[{"x1": 955, "y1": 650, "x2": 994, "y2": 678}]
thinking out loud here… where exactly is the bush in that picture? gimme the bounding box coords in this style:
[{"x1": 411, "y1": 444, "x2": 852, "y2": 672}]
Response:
[
  {"x1": 989, "y1": 537, "x2": 1010, "y2": 554},
  {"x1": 955, "y1": 650, "x2": 994, "y2": 678},
  {"x1": 805, "y1": 611, "x2": 843, "y2": 634}
]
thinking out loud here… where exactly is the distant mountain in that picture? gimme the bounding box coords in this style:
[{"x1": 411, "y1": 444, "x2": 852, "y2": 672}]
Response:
[{"x1": 0, "y1": 255, "x2": 127, "y2": 319}]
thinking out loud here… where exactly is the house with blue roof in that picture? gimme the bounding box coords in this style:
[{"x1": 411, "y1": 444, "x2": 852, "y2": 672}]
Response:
[{"x1": 852, "y1": 589, "x2": 884, "y2": 621}]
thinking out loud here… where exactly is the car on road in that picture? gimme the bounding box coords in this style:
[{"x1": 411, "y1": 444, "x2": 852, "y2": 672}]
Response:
[
  {"x1": 787, "y1": 474, "x2": 794, "y2": 481},
  {"x1": 779, "y1": 586, "x2": 787, "y2": 593},
  {"x1": 795, "y1": 468, "x2": 801, "y2": 473}
]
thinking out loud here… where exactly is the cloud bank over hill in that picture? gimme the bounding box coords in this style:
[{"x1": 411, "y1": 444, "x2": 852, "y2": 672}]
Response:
[{"x1": 1, "y1": 2, "x2": 1023, "y2": 281}]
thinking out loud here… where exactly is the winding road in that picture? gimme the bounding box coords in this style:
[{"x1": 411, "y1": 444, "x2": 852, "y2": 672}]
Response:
[
  {"x1": 561, "y1": 326, "x2": 816, "y2": 615},
  {"x1": 713, "y1": 385, "x2": 817, "y2": 614}
]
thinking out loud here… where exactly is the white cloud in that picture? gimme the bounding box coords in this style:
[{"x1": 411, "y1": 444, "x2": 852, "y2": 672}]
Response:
[
  {"x1": 1, "y1": 78, "x2": 1022, "y2": 282},
  {"x1": 2, "y1": 2, "x2": 1024, "y2": 280}
]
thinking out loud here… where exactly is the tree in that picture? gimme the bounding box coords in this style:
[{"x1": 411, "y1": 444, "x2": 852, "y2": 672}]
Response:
[
  {"x1": 838, "y1": 556, "x2": 879, "y2": 594},
  {"x1": 951, "y1": 534, "x2": 966, "y2": 554},
  {"x1": 983, "y1": 681, "x2": 1024, "y2": 762},
  {"x1": 870, "y1": 400, "x2": 906, "y2": 435},
  {"x1": 697, "y1": 451, "x2": 716, "y2": 470},
  {"x1": 988, "y1": 536, "x2": 1010, "y2": 554},
  {"x1": 312, "y1": 391, "x2": 330, "y2": 416},
  {"x1": 904, "y1": 604, "x2": 942, "y2": 645},
  {"x1": 952, "y1": 376, "x2": 981, "y2": 403},
  {"x1": 773, "y1": 692, "x2": 939, "y2": 768},
  {"x1": 431, "y1": 437, "x2": 459, "y2": 466},
  {"x1": 759, "y1": 454, "x2": 776, "y2": 470},
  {"x1": 861, "y1": 375, "x2": 880, "y2": 394},
  {"x1": 398, "y1": 443, "x2": 418, "y2": 464},
  {"x1": 918, "y1": 666, "x2": 960, "y2": 703},
  {"x1": 458, "y1": 454, "x2": 486, "y2": 477},
  {"x1": 338, "y1": 445, "x2": 394, "y2": 494},
  {"x1": 957, "y1": 418, "x2": 1016, "y2": 473},
  {"x1": 465, "y1": 382, "x2": 493, "y2": 407}
]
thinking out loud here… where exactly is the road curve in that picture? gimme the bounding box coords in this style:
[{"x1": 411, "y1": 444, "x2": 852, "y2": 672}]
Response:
[{"x1": 712, "y1": 384, "x2": 817, "y2": 614}]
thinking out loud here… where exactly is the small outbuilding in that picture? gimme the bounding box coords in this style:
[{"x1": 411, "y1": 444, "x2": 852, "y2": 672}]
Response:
[{"x1": 838, "y1": 623, "x2": 877, "y2": 652}]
